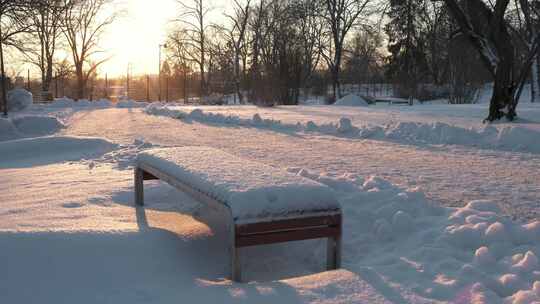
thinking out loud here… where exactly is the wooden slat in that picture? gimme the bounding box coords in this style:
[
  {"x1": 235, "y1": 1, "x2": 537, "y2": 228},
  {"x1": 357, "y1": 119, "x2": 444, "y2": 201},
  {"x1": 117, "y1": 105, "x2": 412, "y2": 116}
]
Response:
[
  {"x1": 237, "y1": 214, "x2": 341, "y2": 235},
  {"x1": 236, "y1": 227, "x2": 340, "y2": 247}
]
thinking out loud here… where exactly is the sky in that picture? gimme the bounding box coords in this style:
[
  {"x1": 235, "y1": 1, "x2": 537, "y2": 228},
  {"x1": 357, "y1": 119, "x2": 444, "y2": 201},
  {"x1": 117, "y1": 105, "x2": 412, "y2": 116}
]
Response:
[{"x1": 97, "y1": 0, "x2": 228, "y2": 77}]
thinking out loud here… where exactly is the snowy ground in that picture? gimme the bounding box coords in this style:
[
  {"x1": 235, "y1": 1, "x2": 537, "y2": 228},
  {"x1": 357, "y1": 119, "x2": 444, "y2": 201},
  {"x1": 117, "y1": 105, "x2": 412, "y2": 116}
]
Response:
[{"x1": 1, "y1": 100, "x2": 540, "y2": 303}]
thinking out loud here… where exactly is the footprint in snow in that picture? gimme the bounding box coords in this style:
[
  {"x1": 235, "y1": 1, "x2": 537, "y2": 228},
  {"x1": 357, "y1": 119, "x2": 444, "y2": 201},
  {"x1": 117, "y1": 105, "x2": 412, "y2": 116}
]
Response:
[{"x1": 61, "y1": 202, "x2": 85, "y2": 208}]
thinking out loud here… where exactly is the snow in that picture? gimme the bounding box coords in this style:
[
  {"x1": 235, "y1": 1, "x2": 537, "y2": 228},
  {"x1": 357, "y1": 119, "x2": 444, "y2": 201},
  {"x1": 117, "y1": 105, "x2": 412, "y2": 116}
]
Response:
[
  {"x1": 48, "y1": 97, "x2": 147, "y2": 109},
  {"x1": 137, "y1": 147, "x2": 340, "y2": 223},
  {"x1": 0, "y1": 115, "x2": 64, "y2": 141},
  {"x1": 334, "y1": 94, "x2": 369, "y2": 106},
  {"x1": 11, "y1": 115, "x2": 65, "y2": 137},
  {"x1": 0, "y1": 117, "x2": 20, "y2": 141},
  {"x1": 144, "y1": 104, "x2": 540, "y2": 154},
  {"x1": 116, "y1": 100, "x2": 149, "y2": 108},
  {"x1": 7, "y1": 88, "x2": 33, "y2": 111},
  {"x1": 2, "y1": 101, "x2": 540, "y2": 303},
  {"x1": 0, "y1": 136, "x2": 117, "y2": 168}
]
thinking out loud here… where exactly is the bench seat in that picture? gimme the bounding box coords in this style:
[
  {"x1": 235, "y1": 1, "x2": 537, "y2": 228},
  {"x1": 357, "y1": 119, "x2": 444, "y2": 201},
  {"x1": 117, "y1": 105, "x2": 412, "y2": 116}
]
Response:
[{"x1": 134, "y1": 146, "x2": 342, "y2": 281}]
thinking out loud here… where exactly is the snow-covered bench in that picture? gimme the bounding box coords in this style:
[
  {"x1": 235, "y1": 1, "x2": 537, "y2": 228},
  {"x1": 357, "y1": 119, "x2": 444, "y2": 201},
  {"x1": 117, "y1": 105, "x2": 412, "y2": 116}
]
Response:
[{"x1": 134, "y1": 146, "x2": 342, "y2": 282}]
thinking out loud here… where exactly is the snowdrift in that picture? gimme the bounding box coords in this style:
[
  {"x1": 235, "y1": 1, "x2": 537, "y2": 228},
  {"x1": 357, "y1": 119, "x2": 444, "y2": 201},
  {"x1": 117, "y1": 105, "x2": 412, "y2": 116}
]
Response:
[
  {"x1": 49, "y1": 98, "x2": 112, "y2": 108},
  {"x1": 12, "y1": 116, "x2": 65, "y2": 137},
  {"x1": 7, "y1": 88, "x2": 33, "y2": 111},
  {"x1": 334, "y1": 94, "x2": 369, "y2": 106},
  {"x1": 144, "y1": 105, "x2": 540, "y2": 154},
  {"x1": 116, "y1": 100, "x2": 149, "y2": 108},
  {"x1": 0, "y1": 115, "x2": 64, "y2": 141},
  {"x1": 49, "y1": 97, "x2": 147, "y2": 109},
  {"x1": 285, "y1": 168, "x2": 540, "y2": 303},
  {"x1": 0, "y1": 117, "x2": 21, "y2": 141},
  {"x1": 0, "y1": 136, "x2": 118, "y2": 168}
]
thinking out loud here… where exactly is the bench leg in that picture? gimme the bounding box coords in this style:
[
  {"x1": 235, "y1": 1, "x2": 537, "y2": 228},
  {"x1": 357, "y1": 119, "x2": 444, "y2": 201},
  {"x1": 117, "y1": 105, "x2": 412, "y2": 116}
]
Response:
[
  {"x1": 230, "y1": 225, "x2": 241, "y2": 282},
  {"x1": 134, "y1": 167, "x2": 144, "y2": 206},
  {"x1": 326, "y1": 235, "x2": 341, "y2": 270}
]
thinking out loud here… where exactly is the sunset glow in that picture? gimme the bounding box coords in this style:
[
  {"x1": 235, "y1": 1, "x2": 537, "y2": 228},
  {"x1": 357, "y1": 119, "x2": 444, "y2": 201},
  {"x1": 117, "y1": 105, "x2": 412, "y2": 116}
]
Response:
[
  {"x1": 97, "y1": 0, "x2": 226, "y2": 77},
  {"x1": 98, "y1": 0, "x2": 178, "y2": 77}
]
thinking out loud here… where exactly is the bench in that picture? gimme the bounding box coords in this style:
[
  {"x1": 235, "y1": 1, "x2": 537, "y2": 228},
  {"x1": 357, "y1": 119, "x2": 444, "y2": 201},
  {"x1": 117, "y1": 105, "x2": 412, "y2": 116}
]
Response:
[{"x1": 134, "y1": 146, "x2": 342, "y2": 282}]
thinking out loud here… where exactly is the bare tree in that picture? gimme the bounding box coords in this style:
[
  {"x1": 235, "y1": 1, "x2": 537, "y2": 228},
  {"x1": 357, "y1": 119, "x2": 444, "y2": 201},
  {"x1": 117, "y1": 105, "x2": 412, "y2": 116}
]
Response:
[
  {"x1": 0, "y1": 0, "x2": 31, "y2": 116},
  {"x1": 25, "y1": 0, "x2": 65, "y2": 99},
  {"x1": 514, "y1": 0, "x2": 540, "y2": 103},
  {"x1": 221, "y1": 0, "x2": 250, "y2": 103},
  {"x1": 61, "y1": 0, "x2": 115, "y2": 100},
  {"x1": 166, "y1": 28, "x2": 193, "y2": 103},
  {"x1": 442, "y1": 0, "x2": 540, "y2": 121},
  {"x1": 174, "y1": 0, "x2": 212, "y2": 97},
  {"x1": 320, "y1": 0, "x2": 373, "y2": 101}
]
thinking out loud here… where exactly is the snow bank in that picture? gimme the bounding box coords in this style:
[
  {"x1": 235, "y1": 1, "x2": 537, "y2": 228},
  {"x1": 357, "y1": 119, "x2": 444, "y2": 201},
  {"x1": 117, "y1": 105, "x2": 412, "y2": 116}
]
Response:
[
  {"x1": 289, "y1": 168, "x2": 540, "y2": 303},
  {"x1": 0, "y1": 117, "x2": 20, "y2": 141},
  {"x1": 7, "y1": 88, "x2": 33, "y2": 111},
  {"x1": 49, "y1": 97, "x2": 109, "y2": 108},
  {"x1": 144, "y1": 105, "x2": 540, "y2": 154},
  {"x1": 0, "y1": 115, "x2": 64, "y2": 141},
  {"x1": 0, "y1": 136, "x2": 118, "y2": 168},
  {"x1": 334, "y1": 94, "x2": 369, "y2": 106},
  {"x1": 49, "y1": 97, "x2": 145, "y2": 109},
  {"x1": 116, "y1": 100, "x2": 149, "y2": 108},
  {"x1": 12, "y1": 115, "x2": 64, "y2": 137},
  {"x1": 137, "y1": 147, "x2": 340, "y2": 223}
]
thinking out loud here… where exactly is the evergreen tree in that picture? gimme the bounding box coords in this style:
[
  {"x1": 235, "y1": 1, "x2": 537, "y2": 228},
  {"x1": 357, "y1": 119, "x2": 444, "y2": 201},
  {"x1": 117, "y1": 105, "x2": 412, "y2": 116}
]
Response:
[{"x1": 384, "y1": 0, "x2": 428, "y2": 98}]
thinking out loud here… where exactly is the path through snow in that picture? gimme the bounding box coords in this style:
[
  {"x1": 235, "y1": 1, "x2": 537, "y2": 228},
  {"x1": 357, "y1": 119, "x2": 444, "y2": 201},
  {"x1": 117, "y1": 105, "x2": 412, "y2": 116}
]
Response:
[{"x1": 65, "y1": 108, "x2": 540, "y2": 221}]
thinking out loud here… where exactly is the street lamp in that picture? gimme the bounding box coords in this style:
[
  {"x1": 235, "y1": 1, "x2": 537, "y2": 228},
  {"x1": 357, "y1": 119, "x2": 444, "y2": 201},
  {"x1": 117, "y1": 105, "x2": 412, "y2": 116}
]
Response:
[{"x1": 158, "y1": 43, "x2": 167, "y2": 101}]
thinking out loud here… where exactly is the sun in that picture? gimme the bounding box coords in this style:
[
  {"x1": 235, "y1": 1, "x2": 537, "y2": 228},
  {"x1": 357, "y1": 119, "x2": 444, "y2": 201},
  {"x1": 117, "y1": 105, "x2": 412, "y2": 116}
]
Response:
[{"x1": 97, "y1": 0, "x2": 178, "y2": 78}]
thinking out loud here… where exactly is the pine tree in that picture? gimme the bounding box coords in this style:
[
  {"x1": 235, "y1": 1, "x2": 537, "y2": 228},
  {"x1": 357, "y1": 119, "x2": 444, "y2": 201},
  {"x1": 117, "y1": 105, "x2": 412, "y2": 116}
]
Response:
[{"x1": 384, "y1": 0, "x2": 428, "y2": 99}]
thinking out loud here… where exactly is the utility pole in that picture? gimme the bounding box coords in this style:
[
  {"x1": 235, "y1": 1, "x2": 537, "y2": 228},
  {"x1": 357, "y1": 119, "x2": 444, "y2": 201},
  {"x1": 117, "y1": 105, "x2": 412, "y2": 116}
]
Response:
[
  {"x1": 105, "y1": 73, "x2": 108, "y2": 99},
  {"x1": 165, "y1": 74, "x2": 169, "y2": 102},
  {"x1": 184, "y1": 69, "x2": 187, "y2": 103},
  {"x1": 55, "y1": 72, "x2": 58, "y2": 98},
  {"x1": 0, "y1": 17, "x2": 7, "y2": 117},
  {"x1": 27, "y1": 69, "x2": 30, "y2": 90},
  {"x1": 126, "y1": 64, "x2": 130, "y2": 99},
  {"x1": 146, "y1": 75, "x2": 150, "y2": 101},
  {"x1": 158, "y1": 43, "x2": 167, "y2": 101}
]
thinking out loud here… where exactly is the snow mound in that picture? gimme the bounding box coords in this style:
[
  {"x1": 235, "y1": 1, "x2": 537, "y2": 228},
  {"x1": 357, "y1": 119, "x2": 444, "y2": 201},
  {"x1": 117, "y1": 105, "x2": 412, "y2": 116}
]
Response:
[
  {"x1": 289, "y1": 169, "x2": 540, "y2": 303},
  {"x1": 7, "y1": 88, "x2": 33, "y2": 111},
  {"x1": 116, "y1": 100, "x2": 148, "y2": 108},
  {"x1": 49, "y1": 97, "x2": 117, "y2": 108},
  {"x1": 50, "y1": 97, "x2": 76, "y2": 107},
  {"x1": 334, "y1": 94, "x2": 369, "y2": 107},
  {"x1": 12, "y1": 116, "x2": 64, "y2": 137},
  {"x1": 0, "y1": 136, "x2": 118, "y2": 168},
  {"x1": 0, "y1": 118, "x2": 20, "y2": 141},
  {"x1": 144, "y1": 105, "x2": 540, "y2": 154}
]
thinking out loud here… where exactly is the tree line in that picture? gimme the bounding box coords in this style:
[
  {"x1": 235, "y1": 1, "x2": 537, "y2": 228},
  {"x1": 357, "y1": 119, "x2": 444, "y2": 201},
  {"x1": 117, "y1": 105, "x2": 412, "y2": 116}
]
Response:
[
  {"x1": 1, "y1": 0, "x2": 539, "y2": 121},
  {"x1": 0, "y1": 0, "x2": 114, "y2": 115}
]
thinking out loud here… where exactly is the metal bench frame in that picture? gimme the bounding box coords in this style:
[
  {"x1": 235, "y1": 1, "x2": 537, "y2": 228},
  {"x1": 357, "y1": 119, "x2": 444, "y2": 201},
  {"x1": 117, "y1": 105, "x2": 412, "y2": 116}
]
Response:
[{"x1": 135, "y1": 163, "x2": 342, "y2": 282}]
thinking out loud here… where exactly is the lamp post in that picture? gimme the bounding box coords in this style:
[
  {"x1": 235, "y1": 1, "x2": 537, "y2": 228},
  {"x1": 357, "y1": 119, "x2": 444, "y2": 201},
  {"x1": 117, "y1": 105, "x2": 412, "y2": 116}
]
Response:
[{"x1": 158, "y1": 43, "x2": 167, "y2": 101}]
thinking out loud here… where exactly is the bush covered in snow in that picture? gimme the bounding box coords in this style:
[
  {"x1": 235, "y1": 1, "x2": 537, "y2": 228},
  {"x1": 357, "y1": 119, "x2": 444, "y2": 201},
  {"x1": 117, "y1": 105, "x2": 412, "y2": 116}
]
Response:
[{"x1": 7, "y1": 88, "x2": 33, "y2": 111}]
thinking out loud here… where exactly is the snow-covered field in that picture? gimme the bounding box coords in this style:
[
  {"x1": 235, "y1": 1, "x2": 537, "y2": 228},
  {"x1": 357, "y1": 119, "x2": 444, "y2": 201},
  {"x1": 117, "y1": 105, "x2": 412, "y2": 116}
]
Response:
[{"x1": 1, "y1": 99, "x2": 540, "y2": 303}]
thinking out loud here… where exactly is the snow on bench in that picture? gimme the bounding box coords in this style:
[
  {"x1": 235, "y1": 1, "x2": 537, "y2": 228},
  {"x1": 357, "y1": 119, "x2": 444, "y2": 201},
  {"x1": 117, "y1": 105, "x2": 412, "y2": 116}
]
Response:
[{"x1": 134, "y1": 146, "x2": 342, "y2": 282}]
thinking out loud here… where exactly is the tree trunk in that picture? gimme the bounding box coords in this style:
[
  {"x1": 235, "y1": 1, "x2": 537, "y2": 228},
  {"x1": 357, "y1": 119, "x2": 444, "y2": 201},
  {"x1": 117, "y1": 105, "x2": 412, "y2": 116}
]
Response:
[
  {"x1": 531, "y1": 55, "x2": 540, "y2": 103},
  {"x1": 75, "y1": 65, "x2": 85, "y2": 100},
  {"x1": 486, "y1": 8, "x2": 516, "y2": 121},
  {"x1": 443, "y1": 0, "x2": 517, "y2": 121}
]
